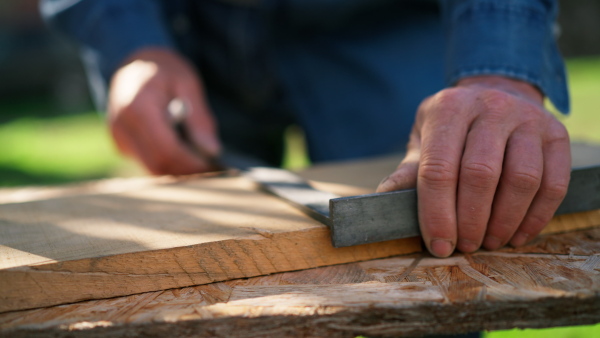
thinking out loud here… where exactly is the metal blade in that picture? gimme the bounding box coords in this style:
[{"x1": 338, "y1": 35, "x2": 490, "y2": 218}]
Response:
[
  {"x1": 329, "y1": 165, "x2": 600, "y2": 248},
  {"x1": 244, "y1": 167, "x2": 338, "y2": 226},
  {"x1": 220, "y1": 146, "x2": 600, "y2": 249},
  {"x1": 555, "y1": 165, "x2": 600, "y2": 215},
  {"x1": 329, "y1": 188, "x2": 418, "y2": 248}
]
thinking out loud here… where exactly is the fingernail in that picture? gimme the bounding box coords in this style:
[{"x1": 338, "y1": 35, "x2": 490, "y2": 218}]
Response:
[
  {"x1": 376, "y1": 176, "x2": 390, "y2": 193},
  {"x1": 510, "y1": 232, "x2": 530, "y2": 247},
  {"x1": 430, "y1": 239, "x2": 453, "y2": 257},
  {"x1": 458, "y1": 239, "x2": 478, "y2": 253},
  {"x1": 483, "y1": 236, "x2": 502, "y2": 250}
]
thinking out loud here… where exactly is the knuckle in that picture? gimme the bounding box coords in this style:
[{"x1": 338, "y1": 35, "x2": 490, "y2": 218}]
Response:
[
  {"x1": 461, "y1": 162, "x2": 500, "y2": 190},
  {"x1": 419, "y1": 158, "x2": 457, "y2": 188},
  {"x1": 540, "y1": 179, "x2": 569, "y2": 203},
  {"x1": 426, "y1": 213, "x2": 454, "y2": 225},
  {"x1": 458, "y1": 221, "x2": 485, "y2": 239},
  {"x1": 426, "y1": 214, "x2": 455, "y2": 230},
  {"x1": 526, "y1": 213, "x2": 550, "y2": 229},
  {"x1": 479, "y1": 88, "x2": 514, "y2": 112},
  {"x1": 425, "y1": 88, "x2": 465, "y2": 117},
  {"x1": 489, "y1": 215, "x2": 519, "y2": 234},
  {"x1": 433, "y1": 87, "x2": 464, "y2": 104},
  {"x1": 521, "y1": 101, "x2": 545, "y2": 119},
  {"x1": 490, "y1": 210, "x2": 518, "y2": 229},
  {"x1": 546, "y1": 121, "x2": 570, "y2": 143},
  {"x1": 505, "y1": 168, "x2": 543, "y2": 193},
  {"x1": 520, "y1": 213, "x2": 552, "y2": 237},
  {"x1": 515, "y1": 120, "x2": 541, "y2": 135}
]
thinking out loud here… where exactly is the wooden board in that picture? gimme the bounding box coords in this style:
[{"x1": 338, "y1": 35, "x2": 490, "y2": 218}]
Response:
[
  {"x1": 1, "y1": 143, "x2": 599, "y2": 319},
  {"x1": 1, "y1": 227, "x2": 600, "y2": 337},
  {"x1": 0, "y1": 173, "x2": 420, "y2": 313}
]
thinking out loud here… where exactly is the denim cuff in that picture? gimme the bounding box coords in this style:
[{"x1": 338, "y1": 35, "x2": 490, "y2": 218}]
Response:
[
  {"x1": 441, "y1": 0, "x2": 569, "y2": 113},
  {"x1": 42, "y1": 0, "x2": 175, "y2": 82}
]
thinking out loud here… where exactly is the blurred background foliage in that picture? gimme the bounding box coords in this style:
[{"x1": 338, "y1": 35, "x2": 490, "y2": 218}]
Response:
[{"x1": 0, "y1": 1, "x2": 599, "y2": 336}]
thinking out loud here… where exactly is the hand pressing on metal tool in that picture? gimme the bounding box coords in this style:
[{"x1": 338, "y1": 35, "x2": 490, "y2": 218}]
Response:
[
  {"x1": 108, "y1": 47, "x2": 221, "y2": 175},
  {"x1": 377, "y1": 76, "x2": 571, "y2": 257}
]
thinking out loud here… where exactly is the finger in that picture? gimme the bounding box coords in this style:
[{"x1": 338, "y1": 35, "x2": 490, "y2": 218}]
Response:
[
  {"x1": 455, "y1": 120, "x2": 507, "y2": 253},
  {"x1": 174, "y1": 82, "x2": 221, "y2": 159},
  {"x1": 126, "y1": 97, "x2": 212, "y2": 175},
  {"x1": 376, "y1": 132, "x2": 421, "y2": 192},
  {"x1": 482, "y1": 126, "x2": 543, "y2": 250},
  {"x1": 417, "y1": 97, "x2": 470, "y2": 258},
  {"x1": 509, "y1": 123, "x2": 571, "y2": 247},
  {"x1": 110, "y1": 120, "x2": 135, "y2": 157}
]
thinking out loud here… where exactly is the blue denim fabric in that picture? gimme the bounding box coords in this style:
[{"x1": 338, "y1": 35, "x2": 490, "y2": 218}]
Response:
[
  {"x1": 40, "y1": 0, "x2": 569, "y2": 165},
  {"x1": 271, "y1": 0, "x2": 445, "y2": 161},
  {"x1": 40, "y1": 0, "x2": 175, "y2": 91},
  {"x1": 441, "y1": 0, "x2": 569, "y2": 114}
]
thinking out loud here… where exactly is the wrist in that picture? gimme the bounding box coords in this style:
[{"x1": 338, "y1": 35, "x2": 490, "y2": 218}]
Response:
[{"x1": 456, "y1": 75, "x2": 544, "y2": 106}]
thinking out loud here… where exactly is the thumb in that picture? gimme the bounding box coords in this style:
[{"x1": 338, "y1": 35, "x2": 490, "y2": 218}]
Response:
[{"x1": 376, "y1": 134, "x2": 421, "y2": 193}]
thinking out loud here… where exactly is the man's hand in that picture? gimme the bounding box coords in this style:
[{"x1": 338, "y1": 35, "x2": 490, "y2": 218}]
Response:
[
  {"x1": 108, "y1": 48, "x2": 220, "y2": 175},
  {"x1": 377, "y1": 76, "x2": 571, "y2": 257}
]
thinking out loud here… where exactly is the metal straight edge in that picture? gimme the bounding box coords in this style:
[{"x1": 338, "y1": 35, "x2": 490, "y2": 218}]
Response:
[
  {"x1": 329, "y1": 189, "x2": 418, "y2": 248},
  {"x1": 329, "y1": 165, "x2": 600, "y2": 248},
  {"x1": 240, "y1": 165, "x2": 599, "y2": 249},
  {"x1": 244, "y1": 167, "x2": 337, "y2": 226}
]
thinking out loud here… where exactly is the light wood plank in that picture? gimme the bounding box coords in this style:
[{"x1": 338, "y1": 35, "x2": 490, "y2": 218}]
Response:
[{"x1": 0, "y1": 175, "x2": 420, "y2": 313}]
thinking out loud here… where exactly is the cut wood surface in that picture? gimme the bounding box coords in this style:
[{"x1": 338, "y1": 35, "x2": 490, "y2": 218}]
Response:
[
  {"x1": 0, "y1": 173, "x2": 418, "y2": 313},
  {"x1": 1, "y1": 228, "x2": 600, "y2": 337}
]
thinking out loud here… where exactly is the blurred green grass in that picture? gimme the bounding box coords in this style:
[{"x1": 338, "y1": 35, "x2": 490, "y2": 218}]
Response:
[
  {"x1": 553, "y1": 56, "x2": 600, "y2": 144},
  {"x1": 0, "y1": 113, "x2": 124, "y2": 186},
  {"x1": 0, "y1": 57, "x2": 599, "y2": 336},
  {"x1": 485, "y1": 324, "x2": 600, "y2": 338}
]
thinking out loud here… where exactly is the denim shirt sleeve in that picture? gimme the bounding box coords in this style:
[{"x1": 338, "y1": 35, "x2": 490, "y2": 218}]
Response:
[
  {"x1": 440, "y1": 0, "x2": 569, "y2": 113},
  {"x1": 40, "y1": 0, "x2": 175, "y2": 85}
]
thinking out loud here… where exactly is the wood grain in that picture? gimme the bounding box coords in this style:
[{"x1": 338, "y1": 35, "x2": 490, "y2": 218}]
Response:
[
  {"x1": 1, "y1": 228, "x2": 599, "y2": 337},
  {"x1": 0, "y1": 174, "x2": 420, "y2": 313},
  {"x1": 1, "y1": 143, "x2": 598, "y2": 323}
]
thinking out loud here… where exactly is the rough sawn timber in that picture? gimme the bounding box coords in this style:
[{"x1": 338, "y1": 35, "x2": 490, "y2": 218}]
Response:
[
  {"x1": 1, "y1": 228, "x2": 599, "y2": 337},
  {"x1": 0, "y1": 173, "x2": 420, "y2": 313}
]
